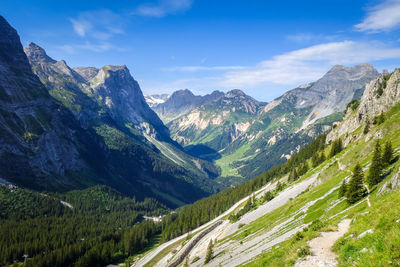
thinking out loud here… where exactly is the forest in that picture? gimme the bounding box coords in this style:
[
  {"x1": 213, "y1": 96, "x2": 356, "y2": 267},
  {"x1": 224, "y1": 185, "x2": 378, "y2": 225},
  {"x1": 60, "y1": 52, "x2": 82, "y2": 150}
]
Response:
[{"x1": 0, "y1": 133, "x2": 341, "y2": 266}]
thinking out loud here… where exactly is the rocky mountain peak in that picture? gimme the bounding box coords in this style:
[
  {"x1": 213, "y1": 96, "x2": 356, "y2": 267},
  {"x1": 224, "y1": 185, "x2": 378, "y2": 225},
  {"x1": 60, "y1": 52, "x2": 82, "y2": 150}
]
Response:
[
  {"x1": 327, "y1": 68, "x2": 400, "y2": 145},
  {"x1": 225, "y1": 89, "x2": 246, "y2": 98},
  {"x1": 24, "y1": 42, "x2": 56, "y2": 64},
  {"x1": 172, "y1": 89, "x2": 195, "y2": 98},
  {"x1": 73, "y1": 67, "x2": 99, "y2": 81},
  {"x1": 217, "y1": 89, "x2": 262, "y2": 114},
  {"x1": 0, "y1": 16, "x2": 21, "y2": 46},
  {"x1": 87, "y1": 64, "x2": 169, "y2": 138},
  {"x1": 0, "y1": 16, "x2": 36, "y2": 74},
  {"x1": 298, "y1": 63, "x2": 379, "y2": 128}
]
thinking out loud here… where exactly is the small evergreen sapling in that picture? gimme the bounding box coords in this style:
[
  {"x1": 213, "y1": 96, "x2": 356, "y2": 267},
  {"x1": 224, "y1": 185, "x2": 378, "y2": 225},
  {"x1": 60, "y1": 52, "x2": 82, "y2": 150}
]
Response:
[
  {"x1": 204, "y1": 239, "x2": 214, "y2": 264},
  {"x1": 346, "y1": 164, "x2": 367, "y2": 204}
]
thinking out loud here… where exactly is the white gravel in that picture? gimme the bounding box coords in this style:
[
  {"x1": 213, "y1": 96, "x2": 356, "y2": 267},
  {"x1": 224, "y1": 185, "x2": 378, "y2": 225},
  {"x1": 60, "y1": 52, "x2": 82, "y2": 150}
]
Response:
[{"x1": 295, "y1": 219, "x2": 351, "y2": 267}]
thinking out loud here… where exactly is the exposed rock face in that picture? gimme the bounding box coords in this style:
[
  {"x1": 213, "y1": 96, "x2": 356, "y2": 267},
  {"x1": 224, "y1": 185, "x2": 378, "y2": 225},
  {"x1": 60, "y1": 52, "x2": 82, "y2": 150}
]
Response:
[
  {"x1": 152, "y1": 89, "x2": 224, "y2": 122},
  {"x1": 73, "y1": 67, "x2": 99, "y2": 80},
  {"x1": 22, "y1": 39, "x2": 219, "y2": 205},
  {"x1": 88, "y1": 65, "x2": 170, "y2": 139},
  {"x1": 0, "y1": 16, "x2": 94, "y2": 190},
  {"x1": 25, "y1": 43, "x2": 169, "y2": 139},
  {"x1": 327, "y1": 68, "x2": 400, "y2": 145},
  {"x1": 279, "y1": 64, "x2": 379, "y2": 128}
]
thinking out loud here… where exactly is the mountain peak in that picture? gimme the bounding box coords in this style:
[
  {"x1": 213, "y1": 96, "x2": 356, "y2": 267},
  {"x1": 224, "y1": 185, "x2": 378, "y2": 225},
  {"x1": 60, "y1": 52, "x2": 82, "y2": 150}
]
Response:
[
  {"x1": 226, "y1": 89, "x2": 246, "y2": 98},
  {"x1": 172, "y1": 89, "x2": 195, "y2": 97},
  {"x1": 327, "y1": 63, "x2": 376, "y2": 75},
  {"x1": 73, "y1": 67, "x2": 99, "y2": 81},
  {"x1": 24, "y1": 42, "x2": 56, "y2": 64}
]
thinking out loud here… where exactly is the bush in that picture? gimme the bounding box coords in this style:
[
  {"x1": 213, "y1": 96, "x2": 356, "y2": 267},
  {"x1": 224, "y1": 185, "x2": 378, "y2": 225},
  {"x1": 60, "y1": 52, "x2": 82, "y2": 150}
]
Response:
[{"x1": 297, "y1": 246, "x2": 312, "y2": 257}]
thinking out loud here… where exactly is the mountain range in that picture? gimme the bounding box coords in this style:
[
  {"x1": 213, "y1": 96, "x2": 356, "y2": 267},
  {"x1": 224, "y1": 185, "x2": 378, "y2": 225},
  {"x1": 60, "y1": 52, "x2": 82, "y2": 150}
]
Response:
[
  {"x1": 0, "y1": 16, "x2": 221, "y2": 208},
  {"x1": 147, "y1": 64, "x2": 378, "y2": 181}
]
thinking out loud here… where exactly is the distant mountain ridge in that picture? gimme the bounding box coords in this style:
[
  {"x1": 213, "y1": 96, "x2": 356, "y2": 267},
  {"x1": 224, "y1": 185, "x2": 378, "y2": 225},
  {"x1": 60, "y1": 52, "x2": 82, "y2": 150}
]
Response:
[
  {"x1": 151, "y1": 89, "x2": 225, "y2": 122},
  {"x1": 160, "y1": 63, "x2": 378, "y2": 180}
]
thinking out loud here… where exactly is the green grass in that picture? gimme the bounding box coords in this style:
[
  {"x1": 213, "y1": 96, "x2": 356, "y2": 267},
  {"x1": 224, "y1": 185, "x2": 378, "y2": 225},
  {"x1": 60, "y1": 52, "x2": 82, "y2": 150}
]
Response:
[
  {"x1": 243, "y1": 99, "x2": 400, "y2": 266},
  {"x1": 215, "y1": 142, "x2": 253, "y2": 177}
]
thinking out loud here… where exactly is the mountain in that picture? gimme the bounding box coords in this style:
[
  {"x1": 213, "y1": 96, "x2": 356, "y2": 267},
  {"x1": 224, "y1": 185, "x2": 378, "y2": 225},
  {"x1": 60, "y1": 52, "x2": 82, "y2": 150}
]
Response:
[
  {"x1": 25, "y1": 43, "x2": 169, "y2": 140},
  {"x1": 152, "y1": 89, "x2": 224, "y2": 122},
  {"x1": 145, "y1": 94, "x2": 170, "y2": 108},
  {"x1": 0, "y1": 16, "x2": 103, "y2": 191},
  {"x1": 298, "y1": 63, "x2": 379, "y2": 128},
  {"x1": 134, "y1": 68, "x2": 400, "y2": 267},
  {"x1": 167, "y1": 89, "x2": 265, "y2": 151},
  {"x1": 165, "y1": 64, "x2": 378, "y2": 181},
  {"x1": 0, "y1": 16, "x2": 220, "y2": 208}
]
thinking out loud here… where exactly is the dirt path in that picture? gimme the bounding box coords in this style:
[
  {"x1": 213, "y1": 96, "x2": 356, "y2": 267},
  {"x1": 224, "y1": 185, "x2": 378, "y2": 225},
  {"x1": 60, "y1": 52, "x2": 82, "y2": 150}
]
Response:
[{"x1": 295, "y1": 219, "x2": 351, "y2": 267}]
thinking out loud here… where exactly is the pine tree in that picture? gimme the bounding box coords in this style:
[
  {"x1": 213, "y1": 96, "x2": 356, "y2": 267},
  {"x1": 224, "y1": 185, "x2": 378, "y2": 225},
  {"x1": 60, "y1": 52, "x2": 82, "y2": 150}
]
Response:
[
  {"x1": 338, "y1": 180, "x2": 347, "y2": 198},
  {"x1": 289, "y1": 168, "x2": 298, "y2": 181},
  {"x1": 346, "y1": 164, "x2": 367, "y2": 204},
  {"x1": 312, "y1": 153, "x2": 319, "y2": 168},
  {"x1": 367, "y1": 140, "x2": 383, "y2": 186},
  {"x1": 204, "y1": 239, "x2": 214, "y2": 264},
  {"x1": 329, "y1": 138, "x2": 343, "y2": 158},
  {"x1": 382, "y1": 141, "x2": 393, "y2": 166}
]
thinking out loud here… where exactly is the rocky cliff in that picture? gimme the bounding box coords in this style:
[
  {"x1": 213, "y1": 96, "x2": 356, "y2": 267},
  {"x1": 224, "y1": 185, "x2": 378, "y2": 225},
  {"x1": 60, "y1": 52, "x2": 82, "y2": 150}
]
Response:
[
  {"x1": 0, "y1": 16, "x2": 99, "y2": 190},
  {"x1": 327, "y1": 68, "x2": 400, "y2": 145}
]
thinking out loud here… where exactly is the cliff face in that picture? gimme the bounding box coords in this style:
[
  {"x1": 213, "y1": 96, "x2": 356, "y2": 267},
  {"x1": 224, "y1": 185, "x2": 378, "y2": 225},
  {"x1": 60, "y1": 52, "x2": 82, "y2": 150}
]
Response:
[
  {"x1": 25, "y1": 43, "x2": 169, "y2": 139},
  {"x1": 327, "y1": 68, "x2": 400, "y2": 145},
  {"x1": 87, "y1": 65, "x2": 170, "y2": 139},
  {"x1": 0, "y1": 16, "x2": 97, "y2": 190}
]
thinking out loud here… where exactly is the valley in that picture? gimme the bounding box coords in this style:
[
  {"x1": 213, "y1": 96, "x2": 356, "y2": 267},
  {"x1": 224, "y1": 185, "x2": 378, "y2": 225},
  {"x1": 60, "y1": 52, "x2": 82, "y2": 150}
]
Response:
[{"x1": 1, "y1": 1, "x2": 400, "y2": 266}]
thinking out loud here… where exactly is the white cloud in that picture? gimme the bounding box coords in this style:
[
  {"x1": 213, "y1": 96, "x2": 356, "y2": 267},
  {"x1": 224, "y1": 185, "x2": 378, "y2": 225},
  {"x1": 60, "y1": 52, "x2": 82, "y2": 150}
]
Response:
[
  {"x1": 355, "y1": 0, "x2": 400, "y2": 32},
  {"x1": 70, "y1": 18, "x2": 92, "y2": 37},
  {"x1": 69, "y1": 10, "x2": 124, "y2": 39},
  {"x1": 219, "y1": 41, "x2": 400, "y2": 87},
  {"x1": 163, "y1": 65, "x2": 246, "y2": 72},
  {"x1": 57, "y1": 42, "x2": 126, "y2": 54},
  {"x1": 134, "y1": 0, "x2": 193, "y2": 17}
]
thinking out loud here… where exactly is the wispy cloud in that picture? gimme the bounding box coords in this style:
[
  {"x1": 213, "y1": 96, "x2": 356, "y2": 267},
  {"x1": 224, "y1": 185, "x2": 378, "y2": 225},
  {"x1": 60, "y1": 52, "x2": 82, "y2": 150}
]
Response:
[
  {"x1": 134, "y1": 0, "x2": 193, "y2": 17},
  {"x1": 163, "y1": 65, "x2": 246, "y2": 72},
  {"x1": 69, "y1": 9, "x2": 124, "y2": 39},
  {"x1": 285, "y1": 33, "x2": 339, "y2": 44},
  {"x1": 355, "y1": 0, "x2": 400, "y2": 32},
  {"x1": 219, "y1": 41, "x2": 400, "y2": 87},
  {"x1": 57, "y1": 42, "x2": 126, "y2": 54}
]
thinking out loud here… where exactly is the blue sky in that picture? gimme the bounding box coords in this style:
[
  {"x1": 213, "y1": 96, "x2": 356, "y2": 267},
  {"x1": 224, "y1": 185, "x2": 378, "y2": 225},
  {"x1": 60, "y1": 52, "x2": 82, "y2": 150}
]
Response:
[{"x1": 1, "y1": 0, "x2": 400, "y2": 101}]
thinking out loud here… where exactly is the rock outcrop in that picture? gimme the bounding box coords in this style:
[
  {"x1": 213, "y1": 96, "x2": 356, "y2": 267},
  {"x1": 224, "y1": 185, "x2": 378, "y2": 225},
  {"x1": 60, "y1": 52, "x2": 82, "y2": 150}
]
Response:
[
  {"x1": 0, "y1": 16, "x2": 97, "y2": 190},
  {"x1": 327, "y1": 68, "x2": 400, "y2": 145}
]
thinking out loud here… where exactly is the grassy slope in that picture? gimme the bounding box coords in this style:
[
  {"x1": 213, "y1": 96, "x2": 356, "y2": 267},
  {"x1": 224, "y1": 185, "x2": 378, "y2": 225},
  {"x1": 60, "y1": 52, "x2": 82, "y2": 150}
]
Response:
[{"x1": 243, "y1": 103, "x2": 400, "y2": 266}]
